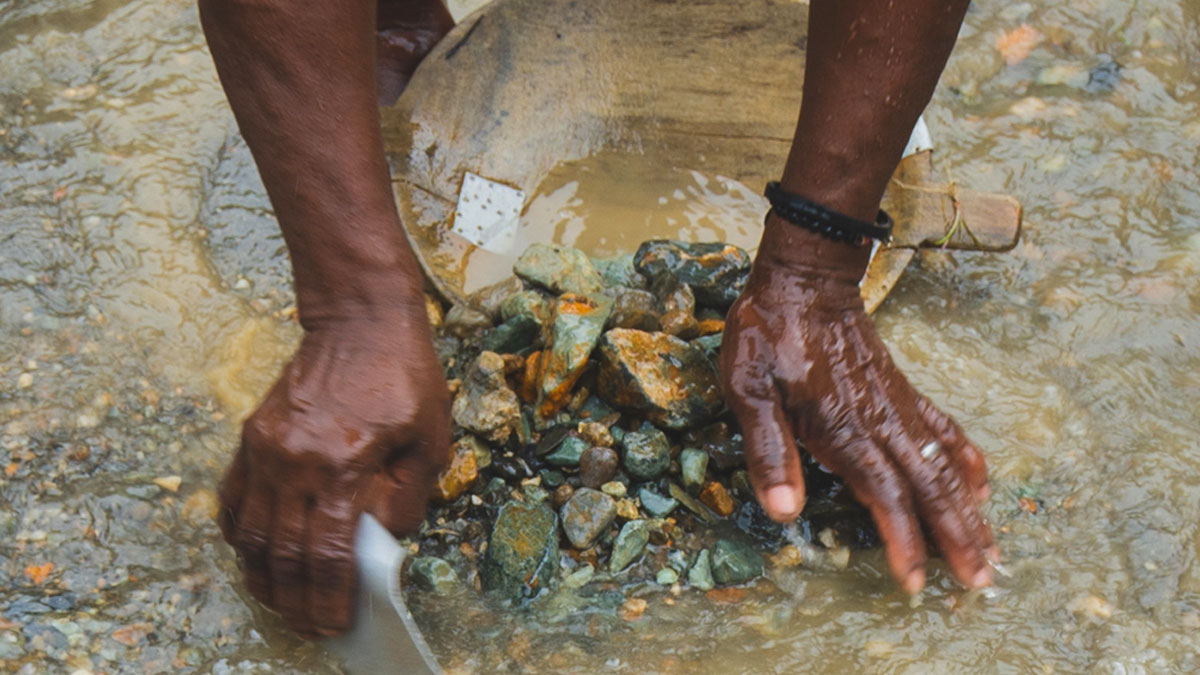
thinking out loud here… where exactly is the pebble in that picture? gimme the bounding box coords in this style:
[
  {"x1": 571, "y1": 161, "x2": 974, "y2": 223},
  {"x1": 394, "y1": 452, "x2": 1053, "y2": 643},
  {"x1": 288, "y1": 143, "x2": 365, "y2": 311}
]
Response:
[
  {"x1": 618, "y1": 597, "x2": 647, "y2": 622},
  {"x1": 152, "y1": 476, "x2": 182, "y2": 493},
  {"x1": 710, "y1": 539, "x2": 764, "y2": 585},
  {"x1": 620, "y1": 426, "x2": 671, "y2": 481},
  {"x1": 481, "y1": 502, "x2": 559, "y2": 601},
  {"x1": 608, "y1": 288, "x2": 661, "y2": 331},
  {"x1": 602, "y1": 481, "x2": 629, "y2": 499},
  {"x1": 181, "y1": 489, "x2": 219, "y2": 525},
  {"x1": 545, "y1": 435, "x2": 589, "y2": 467},
  {"x1": 500, "y1": 289, "x2": 553, "y2": 328},
  {"x1": 451, "y1": 351, "x2": 522, "y2": 443},
  {"x1": 576, "y1": 421, "x2": 613, "y2": 447},
  {"x1": 433, "y1": 437, "x2": 481, "y2": 502},
  {"x1": 614, "y1": 498, "x2": 639, "y2": 520},
  {"x1": 699, "y1": 481, "x2": 735, "y2": 517},
  {"x1": 409, "y1": 556, "x2": 459, "y2": 594},
  {"x1": 514, "y1": 243, "x2": 606, "y2": 296},
  {"x1": 560, "y1": 488, "x2": 618, "y2": 549},
  {"x1": 660, "y1": 310, "x2": 699, "y2": 339},
  {"x1": 551, "y1": 484, "x2": 574, "y2": 509},
  {"x1": 17, "y1": 373, "x2": 33, "y2": 389},
  {"x1": 680, "y1": 448, "x2": 708, "y2": 492},
  {"x1": 637, "y1": 487, "x2": 678, "y2": 518},
  {"x1": 609, "y1": 520, "x2": 649, "y2": 571},
  {"x1": 656, "y1": 568, "x2": 679, "y2": 585},
  {"x1": 444, "y1": 304, "x2": 493, "y2": 339},
  {"x1": 687, "y1": 549, "x2": 715, "y2": 591},
  {"x1": 579, "y1": 446, "x2": 620, "y2": 488}
]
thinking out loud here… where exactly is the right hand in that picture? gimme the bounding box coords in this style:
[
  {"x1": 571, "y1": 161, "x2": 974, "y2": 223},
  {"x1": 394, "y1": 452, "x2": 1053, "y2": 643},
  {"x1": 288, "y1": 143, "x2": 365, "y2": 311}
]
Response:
[{"x1": 218, "y1": 303, "x2": 451, "y2": 637}]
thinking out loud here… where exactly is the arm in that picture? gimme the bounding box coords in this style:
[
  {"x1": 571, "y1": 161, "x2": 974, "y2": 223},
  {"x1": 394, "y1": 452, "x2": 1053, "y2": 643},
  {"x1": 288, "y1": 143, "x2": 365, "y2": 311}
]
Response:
[
  {"x1": 722, "y1": 0, "x2": 995, "y2": 594},
  {"x1": 198, "y1": 0, "x2": 451, "y2": 636}
]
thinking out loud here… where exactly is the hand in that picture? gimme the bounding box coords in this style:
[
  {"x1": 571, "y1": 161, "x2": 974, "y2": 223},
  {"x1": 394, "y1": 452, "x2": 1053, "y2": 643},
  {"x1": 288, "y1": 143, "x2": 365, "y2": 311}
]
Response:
[
  {"x1": 218, "y1": 303, "x2": 451, "y2": 636},
  {"x1": 720, "y1": 216, "x2": 994, "y2": 593}
]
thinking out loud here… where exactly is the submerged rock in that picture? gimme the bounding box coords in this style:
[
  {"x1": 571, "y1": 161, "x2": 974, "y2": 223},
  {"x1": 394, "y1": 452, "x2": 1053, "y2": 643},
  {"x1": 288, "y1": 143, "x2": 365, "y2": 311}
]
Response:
[
  {"x1": 537, "y1": 293, "x2": 613, "y2": 419},
  {"x1": 596, "y1": 329, "x2": 722, "y2": 431},
  {"x1": 514, "y1": 243, "x2": 605, "y2": 296},
  {"x1": 451, "y1": 351, "x2": 521, "y2": 443},
  {"x1": 620, "y1": 426, "x2": 671, "y2": 481},
  {"x1": 610, "y1": 519, "x2": 649, "y2": 571},
  {"x1": 710, "y1": 539, "x2": 764, "y2": 585},
  {"x1": 481, "y1": 501, "x2": 559, "y2": 601},
  {"x1": 433, "y1": 436, "x2": 482, "y2": 502},
  {"x1": 561, "y1": 488, "x2": 618, "y2": 549},
  {"x1": 409, "y1": 557, "x2": 459, "y2": 595},
  {"x1": 579, "y1": 445, "x2": 620, "y2": 488},
  {"x1": 688, "y1": 549, "x2": 715, "y2": 590},
  {"x1": 634, "y1": 240, "x2": 751, "y2": 308}
]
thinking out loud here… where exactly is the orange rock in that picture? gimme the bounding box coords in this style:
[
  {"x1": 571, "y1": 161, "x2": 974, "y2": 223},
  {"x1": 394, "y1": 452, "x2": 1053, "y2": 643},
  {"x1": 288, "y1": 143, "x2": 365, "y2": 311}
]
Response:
[
  {"x1": 705, "y1": 587, "x2": 746, "y2": 604},
  {"x1": 433, "y1": 437, "x2": 481, "y2": 502},
  {"x1": 520, "y1": 350, "x2": 542, "y2": 403},
  {"x1": 995, "y1": 24, "x2": 1042, "y2": 65},
  {"x1": 619, "y1": 597, "x2": 648, "y2": 621},
  {"x1": 1018, "y1": 496, "x2": 1039, "y2": 514},
  {"x1": 696, "y1": 319, "x2": 725, "y2": 336},
  {"x1": 24, "y1": 562, "x2": 54, "y2": 585},
  {"x1": 699, "y1": 481, "x2": 735, "y2": 517}
]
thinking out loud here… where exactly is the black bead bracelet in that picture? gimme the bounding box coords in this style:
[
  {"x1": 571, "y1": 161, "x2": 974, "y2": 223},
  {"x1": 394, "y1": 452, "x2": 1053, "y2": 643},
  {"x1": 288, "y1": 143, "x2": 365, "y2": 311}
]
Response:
[{"x1": 764, "y1": 181, "x2": 894, "y2": 245}]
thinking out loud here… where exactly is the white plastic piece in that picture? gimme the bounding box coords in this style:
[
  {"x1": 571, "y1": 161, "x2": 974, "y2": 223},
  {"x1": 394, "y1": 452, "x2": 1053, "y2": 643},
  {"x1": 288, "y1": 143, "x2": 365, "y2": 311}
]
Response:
[
  {"x1": 902, "y1": 115, "x2": 934, "y2": 158},
  {"x1": 452, "y1": 171, "x2": 525, "y2": 254}
]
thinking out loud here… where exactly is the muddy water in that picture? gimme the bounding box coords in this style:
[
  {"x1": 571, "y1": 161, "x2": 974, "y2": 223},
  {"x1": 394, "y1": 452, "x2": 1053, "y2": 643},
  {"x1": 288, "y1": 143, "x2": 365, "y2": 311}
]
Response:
[{"x1": 2, "y1": 0, "x2": 1199, "y2": 673}]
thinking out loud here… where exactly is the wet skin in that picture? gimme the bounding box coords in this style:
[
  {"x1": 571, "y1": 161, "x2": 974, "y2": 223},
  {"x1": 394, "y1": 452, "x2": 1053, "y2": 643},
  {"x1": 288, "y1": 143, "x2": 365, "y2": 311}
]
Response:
[{"x1": 198, "y1": 0, "x2": 993, "y2": 636}]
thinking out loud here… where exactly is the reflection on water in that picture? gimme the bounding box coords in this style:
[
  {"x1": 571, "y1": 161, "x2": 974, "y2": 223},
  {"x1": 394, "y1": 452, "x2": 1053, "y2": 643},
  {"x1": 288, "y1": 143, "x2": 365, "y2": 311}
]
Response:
[{"x1": 1, "y1": 0, "x2": 1199, "y2": 672}]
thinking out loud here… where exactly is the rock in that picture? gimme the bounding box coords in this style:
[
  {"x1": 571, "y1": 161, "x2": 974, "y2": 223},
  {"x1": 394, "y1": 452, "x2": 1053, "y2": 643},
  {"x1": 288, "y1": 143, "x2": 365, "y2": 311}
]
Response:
[
  {"x1": 660, "y1": 309, "x2": 699, "y2": 339},
  {"x1": 637, "y1": 487, "x2": 678, "y2": 518},
  {"x1": 1086, "y1": 56, "x2": 1121, "y2": 93},
  {"x1": 654, "y1": 276, "x2": 696, "y2": 315},
  {"x1": 579, "y1": 446, "x2": 620, "y2": 488},
  {"x1": 481, "y1": 501, "x2": 559, "y2": 601},
  {"x1": 576, "y1": 421, "x2": 613, "y2": 447},
  {"x1": 656, "y1": 567, "x2": 679, "y2": 585},
  {"x1": 424, "y1": 294, "x2": 445, "y2": 327},
  {"x1": 500, "y1": 289, "x2": 553, "y2": 328},
  {"x1": 710, "y1": 539, "x2": 764, "y2": 585},
  {"x1": 561, "y1": 488, "x2": 617, "y2": 549},
  {"x1": 465, "y1": 435, "x2": 493, "y2": 470},
  {"x1": 680, "y1": 448, "x2": 708, "y2": 492},
  {"x1": 466, "y1": 275, "x2": 526, "y2": 321},
  {"x1": 481, "y1": 315, "x2": 542, "y2": 354},
  {"x1": 608, "y1": 288, "x2": 661, "y2": 331},
  {"x1": 433, "y1": 437, "x2": 481, "y2": 502},
  {"x1": 732, "y1": 501, "x2": 784, "y2": 551},
  {"x1": 444, "y1": 304, "x2": 493, "y2": 339},
  {"x1": 619, "y1": 597, "x2": 648, "y2": 621},
  {"x1": 620, "y1": 426, "x2": 671, "y2": 480},
  {"x1": 668, "y1": 482, "x2": 717, "y2": 524},
  {"x1": 604, "y1": 481, "x2": 629, "y2": 499},
  {"x1": 539, "y1": 469, "x2": 565, "y2": 487},
  {"x1": 451, "y1": 351, "x2": 521, "y2": 442},
  {"x1": 614, "y1": 497, "x2": 639, "y2": 519},
  {"x1": 593, "y1": 253, "x2": 645, "y2": 289},
  {"x1": 514, "y1": 243, "x2": 605, "y2": 295},
  {"x1": 546, "y1": 435, "x2": 589, "y2": 467},
  {"x1": 634, "y1": 240, "x2": 751, "y2": 308},
  {"x1": 687, "y1": 549, "x2": 715, "y2": 590},
  {"x1": 551, "y1": 484, "x2": 574, "y2": 509},
  {"x1": 181, "y1": 489, "x2": 220, "y2": 525},
  {"x1": 699, "y1": 481, "x2": 735, "y2": 517},
  {"x1": 610, "y1": 520, "x2": 649, "y2": 571},
  {"x1": 706, "y1": 435, "x2": 745, "y2": 470},
  {"x1": 564, "y1": 563, "x2": 596, "y2": 588},
  {"x1": 537, "y1": 293, "x2": 613, "y2": 419},
  {"x1": 596, "y1": 329, "x2": 722, "y2": 431},
  {"x1": 408, "y1": 557, "x2": 458, "y2": 594}
]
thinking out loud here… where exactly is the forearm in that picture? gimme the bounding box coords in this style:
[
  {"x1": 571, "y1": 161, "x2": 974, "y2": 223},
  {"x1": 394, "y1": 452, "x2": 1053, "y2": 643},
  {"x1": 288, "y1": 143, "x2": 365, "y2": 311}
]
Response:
[
  {"x1": 780, "y1": 0, "x2": 970, "y2": 224},
  {"x1": 199, "y1": 0, "x2": 424, "y2": 327}
]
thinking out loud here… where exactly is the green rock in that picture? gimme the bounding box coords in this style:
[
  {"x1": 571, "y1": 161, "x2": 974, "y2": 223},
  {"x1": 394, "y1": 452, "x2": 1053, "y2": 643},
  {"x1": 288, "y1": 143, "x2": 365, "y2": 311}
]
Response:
[
  {"x1": 539, "y1": 469, "x2": 566, "y2": 488},
  {"x1": 610, "y1": 520, "x2": 649, "y2": 571},
  {"x1": 637, "y1": 487, "x2": 678, "y2": 518},
  {"x1": 408, "y1": 556, "x2": 458, "y2": 595},
  {"x1": 710, "y1": 539, "x2": 764, "y2": 585},
  {"x1": 522, "y1": 484, "x2": 550, "y2": 503},
  {"x1": 592, "y1": 253, "x2": 646, "y2": 289},
  {"x1": 687, "y1": 549, "x2": 715, "y2": 590},
  {"x1": 481, "y1": 314, "x2": 542, "y2": 354},
  {"x1": 560, "y1": 488, "x2": 618, "y2": 549},
  {"x1": 546, "y1": 435, "x2": 589, "y2": 467},
  {"x1": 500, "y1": 289, "x2": 553, "y2": 327},
  {"x1": 656, "y1": 567, "x2": 679, "y2": 585},
  {"x1": 537, "y1": 293, "x2": 613, "y2": 419},
  {"x1": 514, "y1": 243, "x2": 605, "y2": 296},
  {"x1": 680, "y1": 447, "x2": 708, "y2": 492},
  {"x1": 564, "y1": 563, "x2": 596, "y2": 589},
  {"x1": 620, "y1": 426, "x2": 671, "y2": 480},
  {"x1": 597, "y1": 329, "x2": 722, "y2": 431},
  {"x1": 633, "y1": 240, "x2": 751, "y2": 309},
  {"x1": 481, "y1": 502, "x2": 559, "y2": 601}
]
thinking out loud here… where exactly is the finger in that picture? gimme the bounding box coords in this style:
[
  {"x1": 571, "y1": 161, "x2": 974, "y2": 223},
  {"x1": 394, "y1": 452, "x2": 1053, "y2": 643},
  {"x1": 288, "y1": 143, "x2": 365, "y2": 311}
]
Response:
[
  {"x1": 218, "y1": 445, "x2": 249, "y2": 543},
  {"x1": 305, "y1": 487, "x2": 360, "y2": 636},
  {"x1": 268, "y1": 489, "x2": 314, "y2": 636},
  {"x1": 806, "y1": 430, "x2": 927, "y2": 594},
  {"x1": 232, "y1": 476, "x2": 275, "y2": 606},
  {"x1": 370, "y1": 452, "x2": 435, "y2": 535},
  {"x1": 917, "y1": 397, "x2": 990, "y2": 503}
]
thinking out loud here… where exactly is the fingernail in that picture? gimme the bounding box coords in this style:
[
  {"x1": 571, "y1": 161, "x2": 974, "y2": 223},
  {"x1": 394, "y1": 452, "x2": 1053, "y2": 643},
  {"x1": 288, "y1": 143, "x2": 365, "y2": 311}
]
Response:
[
  {"x1": 764, "y1": 485, "x2": 798, "y2": 520},
  {"x1": 987, "y1": 546, "x2": 1001, "y2": 563},
  {"x1": 903, "y1": 568, "x2": 925, "y2": 595},
  {"x1": 971, "y1": 566, "x2": 994, "y2": 588}
]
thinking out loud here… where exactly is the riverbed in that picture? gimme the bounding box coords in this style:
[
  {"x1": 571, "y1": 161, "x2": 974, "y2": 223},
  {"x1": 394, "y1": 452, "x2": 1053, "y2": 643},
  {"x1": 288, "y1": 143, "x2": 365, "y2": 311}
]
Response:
[{"x1": 2, "y1": 0, "x2": 1198, "y2": 672}]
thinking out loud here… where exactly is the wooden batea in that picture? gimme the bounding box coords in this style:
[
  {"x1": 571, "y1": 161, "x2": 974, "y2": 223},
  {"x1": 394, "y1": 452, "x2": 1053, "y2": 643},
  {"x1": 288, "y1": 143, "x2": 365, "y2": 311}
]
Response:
[{"x1": 382, "y1": 0, "x2": 1021, "y2": 313}]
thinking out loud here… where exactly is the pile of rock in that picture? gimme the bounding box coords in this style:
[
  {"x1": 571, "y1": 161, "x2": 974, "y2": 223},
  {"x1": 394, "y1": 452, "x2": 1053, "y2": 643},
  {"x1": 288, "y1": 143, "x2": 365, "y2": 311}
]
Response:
[{"x1": 411, "y1": 241, "x2": 873, "y2": 603}]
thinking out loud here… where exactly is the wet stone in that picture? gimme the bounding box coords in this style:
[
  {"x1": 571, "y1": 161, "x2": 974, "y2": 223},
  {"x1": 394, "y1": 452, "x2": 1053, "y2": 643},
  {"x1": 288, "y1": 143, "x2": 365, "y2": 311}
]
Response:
[
  {"x1": 656, "y1": 567, "x2": 679, "y2": 585},
  {"x1": 451, "y1": 351, "x2": 521, "y2": 443},
  {"x1": 500, "y1": 289, "x2": 553, "y2": 328},
  {"x1": 710, "y1": 539, "x2": 764, "y2": 585},
  {"x1": 638, "y1": 487, "x2": 678, "y2": 518},
  {"x1": 551, "y1": 484, "x2": 574, "y2": 509},
  {"x1": 610, "y1": 519, "x2": 649, "y2": 571},
  {"x1": 733, "y1": 501, "x2": 784, "y2": 552},
  {"x1": 539, "y1": 469, "x2": 566, "y2": 487},
  {"x1": 615, "y1": 497, "x2": 639, "y2": 520},
  {"x1": 603, "y1": 481, "x2": 630, "y2": 499},
  {"x1": 514, "y1": 242, "x2": 605, "y2": 296},
  {"x1": 546, "y1": 435, "x2": 589, "y2": 467},
  {"x1": 699, "y1": 481, "x2": 736, "y2": 517},
  {"x1": 580, "y1": 445, "x2": 620, "y2": 489},
  {"x1": 481, "y1": 314, "x2": 542, "y2": 354},
  {"x1": 654, "y1": 276, "x2": 696, "y2": 315},
  {"x1": 434, "y1": 436, "x2": 482, "y2": 502},
  {"x1": 409, "y1": 556, "x2": 459, "y2": 595},
  {"x1": 577, "y1": 421, "x2": 613, "y2": 447},
  {"x1": 597, "y1": 329, "x2": 722, "y2": 431},
  {"x1": 634, "y1": 240, "x2": 752, "y2": 309},
  {"x1": 660, "y1": 309, "x2": 700, "y2": 339},
  {"x1": 561, "y1": 488, "x2": 618, "y2": 549},
  {"x1": 680, "y1": 448, "x2": 708, "y2": 493},
  {"x1": 593, "y1": 253, "x2": 646, "y2": 289},
  {"x1": 537, "y1": 293, "x2": 613, "y2": 419},
  {"x1": 468, "y1": 275, "x2": 527, "y2": 321},
  {"x1": 688, "y1": 549, "x2": 715, "y2": 590},
  {"x1": 444, "y1": 303, "x2": 494, "y2": 339},
  {"x1": 608, "y1": 288, "x2": 661, "y2": 332},
  {"x1": 482, "y1": 501, "x2": 559, "y2": 601},
  {"x1": 620, "y1": 426, "x2": 671, "y2": 481}
]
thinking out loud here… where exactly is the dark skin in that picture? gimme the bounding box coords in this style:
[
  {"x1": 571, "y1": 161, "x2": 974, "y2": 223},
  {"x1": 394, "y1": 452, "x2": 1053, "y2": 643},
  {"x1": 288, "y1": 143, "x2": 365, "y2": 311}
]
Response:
[{"x1": 198, "y1": 0, "x2": 992, "y2": 637}]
